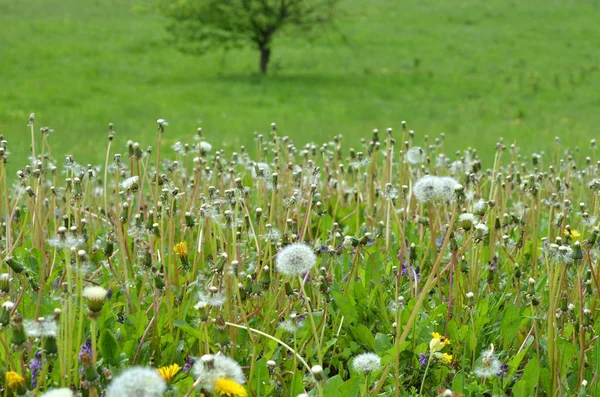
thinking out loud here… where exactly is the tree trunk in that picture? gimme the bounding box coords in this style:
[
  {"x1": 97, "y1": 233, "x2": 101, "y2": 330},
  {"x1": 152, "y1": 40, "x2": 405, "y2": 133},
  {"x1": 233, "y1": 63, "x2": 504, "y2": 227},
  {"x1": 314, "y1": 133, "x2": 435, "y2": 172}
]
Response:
[{"x1": 259, "y1": 46, "x2": 271, "y2": 74}]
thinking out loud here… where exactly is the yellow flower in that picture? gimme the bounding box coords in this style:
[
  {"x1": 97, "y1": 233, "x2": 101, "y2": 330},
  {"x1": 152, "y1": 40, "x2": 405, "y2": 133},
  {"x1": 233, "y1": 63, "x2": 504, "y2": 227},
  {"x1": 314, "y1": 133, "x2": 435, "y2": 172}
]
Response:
[
  {"x1": 434, "y1": 352, "x2": 453, "y2": 364},
  {"x1": 429, "y1": 332, "x2": 451, "y2": 353},
  {"x1": 173, "y1": 241, "x2": 188, "y2": 257},
  {"x1": 6, "y1": 371, "x2": 26, "y2": 390},
  {"x1": 214, "y1": 378, "x2": 248, "y2": 397},
  {"x1": 157, "y1": 363, "x2": 181, "y2": 383},
  {"x1": 173, "y1": 242, "x2": 189, "y2": 266},
  {"x1": 565, "y1": 229, "x2": 581, "y2": 238}
]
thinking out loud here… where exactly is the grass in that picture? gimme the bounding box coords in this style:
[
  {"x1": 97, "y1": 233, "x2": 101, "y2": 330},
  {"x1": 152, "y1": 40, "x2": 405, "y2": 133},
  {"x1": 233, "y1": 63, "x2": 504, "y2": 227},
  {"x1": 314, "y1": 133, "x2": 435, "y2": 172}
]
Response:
[{"x1": 1, "y1": 0, "x2": 600, "y2": 165}]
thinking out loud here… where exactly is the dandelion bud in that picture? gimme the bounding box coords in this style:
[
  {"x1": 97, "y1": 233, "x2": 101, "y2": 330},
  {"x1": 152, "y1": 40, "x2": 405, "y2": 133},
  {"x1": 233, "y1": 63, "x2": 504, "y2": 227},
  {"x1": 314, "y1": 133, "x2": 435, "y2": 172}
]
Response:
[
  {"x1": 571, "y1": 241, "x2": 583, "y2": 261},
  {"x1": 311, "y1": 365, "x2": 325, "y2": 382},
  {"x1": 182, "y1": 211, "x2": 195, "y2": 228},
  {"x1": 5, "y1": 257, "x2": 25, "y2": 274},
  {"x1": 0, "y1": 301, "x2": 14, "y2": 326},
  {"x1": 259, "y1": 266, "x2": 271, "y2": 289},
  {"x1": 0, "y1": 273, "x2": 10, "y2": 293},
  {"x1": 77, "y1": 250, "x2": 87, "y2": 261},
  {"x1": 152, "y1": 223, "x2": 160, "y2": 237}
]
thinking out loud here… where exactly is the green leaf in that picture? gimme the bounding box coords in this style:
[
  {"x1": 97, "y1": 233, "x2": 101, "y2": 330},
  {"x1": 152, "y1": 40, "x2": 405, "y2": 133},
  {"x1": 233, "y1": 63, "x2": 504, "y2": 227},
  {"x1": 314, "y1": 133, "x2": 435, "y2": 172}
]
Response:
[
  {"x1": 99, "y1": 329, "x2": 120, "y2": 364},
  {"x1": 322, "y1": 375, "x2": 345, "y2": 397},
  {"x1": 350, "y1": 324, "x2": 375, "y2": 351},
  {"x1": 500, "y1": 304, "x2": 521, "y2": 350},
  {"x1": 374, "y1": 333, "x2": 392, "y2": 353},
  {"x1": 512, "y1": 356, "x2": 540, "y2": 397},
  {"x1": 173, "y1": 319, "x2": 202, "y2": 339},
  {"x1": 332, "y1": 291, "x2": 358, "y2": 324}
]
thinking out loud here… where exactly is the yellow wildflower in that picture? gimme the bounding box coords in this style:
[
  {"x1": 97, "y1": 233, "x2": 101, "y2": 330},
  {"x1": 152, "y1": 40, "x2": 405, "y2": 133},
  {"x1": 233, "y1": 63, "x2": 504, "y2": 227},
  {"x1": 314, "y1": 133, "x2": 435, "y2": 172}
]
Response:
[
  {"x1": 173, "y1": 242, "x2": 189, "y2": 266},
  {"x1": 565, "y1": 228, "x2": 581, "y2": 238},
  {"x1": 434, "y1": 352, "x2": 453, "y2": 364},
  {"x1": 429, "y1": 332, "x2": 451, "y2": 353},
  {"x1": 157, "y1": 363, "x2": 181, "y2": 383},
  {"x1": 214, "y1": 378, "x2": 248, "y2": 397},
  {"x1": 6, "y1": 371, "x2": 26, "y2": 390}
]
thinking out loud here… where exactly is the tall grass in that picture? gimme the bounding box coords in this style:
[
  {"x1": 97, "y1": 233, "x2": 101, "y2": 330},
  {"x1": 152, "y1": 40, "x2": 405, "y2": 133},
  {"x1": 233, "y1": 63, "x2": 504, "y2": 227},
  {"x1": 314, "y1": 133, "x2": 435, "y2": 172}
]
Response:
[{"x1": 0, "y1": 117, "x2": 598, "y2": 396}]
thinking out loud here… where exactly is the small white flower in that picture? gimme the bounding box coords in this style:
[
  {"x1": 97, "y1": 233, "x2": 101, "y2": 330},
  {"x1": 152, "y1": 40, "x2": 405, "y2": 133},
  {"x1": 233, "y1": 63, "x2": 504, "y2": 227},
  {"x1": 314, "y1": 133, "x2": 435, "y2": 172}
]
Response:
[
  {"x1": 40, "y1": 388, "x2": 75, "y2": 397},
  {"x1": 275, "y1": 243, "x2": 317, "y2": 276},
  {"x1": 466, "y1": 292, "x2": 474, "y2": 299},
  {"x1": 157, "y1": 119, "x2": 168, "y2": 126},
  {"x1": 352, "y1": 352, "x2": 381, "y2": 374},
  {"x1": 192, "y1": 354, "x2": 245, "y2": 391},
  {"x1": 106, "y1": 366, "x2": 166, "y2": 397}
]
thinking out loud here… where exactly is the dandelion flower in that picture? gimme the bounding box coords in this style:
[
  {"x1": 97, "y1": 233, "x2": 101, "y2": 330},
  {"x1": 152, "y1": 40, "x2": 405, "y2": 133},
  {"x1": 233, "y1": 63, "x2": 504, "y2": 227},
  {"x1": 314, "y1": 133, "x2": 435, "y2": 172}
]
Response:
[
  {"x1": 214, "y1": 378, "x2": 248, "y2": 397},
  {"x1": 275, "y1": 243, "x2": 317, "y2": 276},
  {"x1": 192, "y1": 354, "x2": 245, "y2": 391},
  {"x1": 6, "y1": 371, "x2": 26, "y2": 391},
  {"x1": 173, "y1": 241, "x2": 190, "y2": 266},
  {"x1": 565, "y1": 228, "x2": 581, "y2": 238},
  {"x1": 352, "y1": 352, "x2": 381, "y2": 374},
  {"x1": 40, "y1": 389, "x2": 75, "y2": 397},
  {"x1": 106, "y1": 367, "x2": 167, "y2": 397},
  {"x1": 157, "y1": 363, "x2": 181, "y2": 383}
]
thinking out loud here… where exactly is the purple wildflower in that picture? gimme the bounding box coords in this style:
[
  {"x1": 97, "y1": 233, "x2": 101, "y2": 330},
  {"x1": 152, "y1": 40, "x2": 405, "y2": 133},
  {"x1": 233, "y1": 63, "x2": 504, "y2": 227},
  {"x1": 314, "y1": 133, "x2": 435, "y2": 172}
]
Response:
[
  {"x1": 78, "y1": 339, "x2": 93, "y2": 374},
  {"x1": 29, "y1": 351, "x2": 43, "y2": 388},
  {"x1": 496, "y1": 362, "x2": 508, "y2": 377},
  {"x1": 419, "y1": 353, "x2": 429, "y2": 366},
  {"x1": 183, "y1": 356, "x2": 195, "y2": 372}
]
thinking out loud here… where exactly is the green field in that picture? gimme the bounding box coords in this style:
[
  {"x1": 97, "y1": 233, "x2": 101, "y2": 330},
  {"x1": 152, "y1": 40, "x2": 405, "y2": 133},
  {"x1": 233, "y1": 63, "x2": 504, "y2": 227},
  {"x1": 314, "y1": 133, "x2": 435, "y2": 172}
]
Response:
[{"x1": 1, "y1": 0, "x2": 600, "y2": 164}]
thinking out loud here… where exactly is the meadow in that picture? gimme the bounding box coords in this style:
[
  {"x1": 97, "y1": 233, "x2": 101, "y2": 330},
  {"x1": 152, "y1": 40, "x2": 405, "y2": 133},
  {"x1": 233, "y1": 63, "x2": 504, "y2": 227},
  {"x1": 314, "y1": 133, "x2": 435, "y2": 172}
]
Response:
[
  {"x1": 2, "y1": 0, "x2": 600, "y2": 396},
  {"x1": 1, "y1": 0, "x2": 600, "y2": 163},
  {"x1": 0, "y1": 117, "x2": 599, "y2": 396}
]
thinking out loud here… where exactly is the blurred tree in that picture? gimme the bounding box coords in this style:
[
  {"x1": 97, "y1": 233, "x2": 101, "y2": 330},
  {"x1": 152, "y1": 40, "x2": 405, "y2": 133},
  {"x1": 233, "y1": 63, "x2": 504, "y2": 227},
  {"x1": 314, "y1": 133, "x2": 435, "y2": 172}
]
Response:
[{"x1": 161, "y1": 0, "x2": 340, "y2": 74}]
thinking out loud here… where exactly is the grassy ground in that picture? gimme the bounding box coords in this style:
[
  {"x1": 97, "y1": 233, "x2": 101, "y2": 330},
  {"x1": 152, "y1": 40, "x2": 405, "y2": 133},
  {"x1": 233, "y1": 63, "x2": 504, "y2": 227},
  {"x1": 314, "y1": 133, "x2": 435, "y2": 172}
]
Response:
[{"x1": 1, "y1": 0, "x2": 599, "y2": 165}]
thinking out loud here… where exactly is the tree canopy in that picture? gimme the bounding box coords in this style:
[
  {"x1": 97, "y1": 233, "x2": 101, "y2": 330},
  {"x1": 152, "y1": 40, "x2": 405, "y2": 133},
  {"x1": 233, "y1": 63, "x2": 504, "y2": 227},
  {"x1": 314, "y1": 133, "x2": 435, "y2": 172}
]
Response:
[{"x1": 162, "y1": 0, "x2": 340, "y2": 74}]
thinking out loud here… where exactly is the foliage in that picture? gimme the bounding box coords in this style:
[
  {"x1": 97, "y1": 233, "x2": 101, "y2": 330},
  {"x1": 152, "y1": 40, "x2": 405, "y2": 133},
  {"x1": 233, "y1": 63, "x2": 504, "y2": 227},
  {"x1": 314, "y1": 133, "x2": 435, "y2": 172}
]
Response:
[{"x1": 161, "y1": 0, "x2": 340, "y2": 73}]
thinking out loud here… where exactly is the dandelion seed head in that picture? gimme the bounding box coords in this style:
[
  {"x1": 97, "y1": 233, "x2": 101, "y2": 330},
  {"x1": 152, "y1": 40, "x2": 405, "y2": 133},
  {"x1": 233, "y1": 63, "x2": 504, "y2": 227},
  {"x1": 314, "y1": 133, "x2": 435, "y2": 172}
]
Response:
[
  {"x1": 192, "y1": 354, "x2": 245, "y2": 391},
  {"x1": 413, "y1": 176, "x2": 458, "y2": 203},
  {"x1": 275, "y1": 243, "x2": 317, "y2": 276},
  {"x1": 406, "y1": 147, "x2": 425, "y2": 165},
  {"x1": 106, "y1": 366, "x2": 167, "y2": 397},
  {"x1": 39, "y1": 388, "x2": 74, "y2": 397},
  {"x1": 473, "y1": 347, "x2": 502, "y2": 378},
  {"x1": 352, "y1": 352, "x2": 381, "y2": 374}
]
